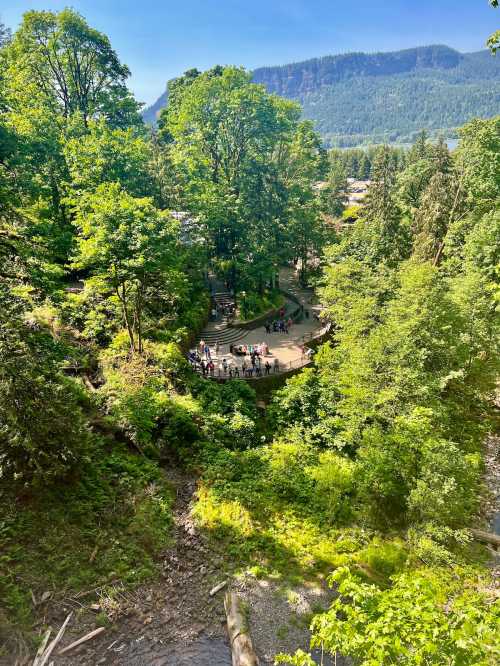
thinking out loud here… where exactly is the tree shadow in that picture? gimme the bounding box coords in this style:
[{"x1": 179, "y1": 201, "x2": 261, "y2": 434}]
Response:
[{"x1": 193, "y1": 450, "x2": 355, "y2": 584}]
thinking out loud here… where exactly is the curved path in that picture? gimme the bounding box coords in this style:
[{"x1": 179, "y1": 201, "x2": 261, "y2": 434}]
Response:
[{"x1": 193, "y1": 268, "x2": 323, "y2": 379}]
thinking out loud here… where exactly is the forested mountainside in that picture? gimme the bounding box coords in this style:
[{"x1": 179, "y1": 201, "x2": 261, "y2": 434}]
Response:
[
  {"x1": 273, "y1": 48, "x2": 500, "y2": 146},
  {"x1": 252, "y1": 45, "x2": 463, "y2": 95},
  {"x1": 143, "y1": 88, "x2": 168, "y2": 125},
  {"x1": 144, "y1": 46, "x2": 500, "y2": 146}
]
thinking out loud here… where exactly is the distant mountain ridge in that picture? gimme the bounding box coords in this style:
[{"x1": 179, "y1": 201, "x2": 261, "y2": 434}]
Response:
[
  {"x1": 143, "y1": 45, "x2": 500, "y2": 146},
  {"x1": 143, "y1": 90, "x2": 168, "y2": 126},
  {"x1": 252, "y1": 45, "x2": 462, "y2": 96}
]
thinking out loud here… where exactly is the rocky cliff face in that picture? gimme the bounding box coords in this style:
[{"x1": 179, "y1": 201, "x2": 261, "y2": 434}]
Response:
[
  {"x1": 251, "y1": 45, "x2": 462, "y2": 97},
  {"x1": 143, "y1": 45, "x2": 500, "y2": 147}
]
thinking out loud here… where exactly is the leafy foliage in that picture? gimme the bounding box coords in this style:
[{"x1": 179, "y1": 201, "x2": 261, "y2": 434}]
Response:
[
  {"x1": 277, "y1": 566, "x2": 499, "y2": 665},
  {"x1": 1, "y1": 9, "x2": 499, "y2": 662}
]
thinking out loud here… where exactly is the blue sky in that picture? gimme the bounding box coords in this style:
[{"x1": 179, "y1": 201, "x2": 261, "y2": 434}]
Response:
[{"x1": 2, "y1": 1, "x2": 498, "y2": 106}]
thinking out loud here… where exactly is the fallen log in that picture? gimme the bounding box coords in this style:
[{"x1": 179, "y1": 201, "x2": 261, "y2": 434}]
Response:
[
  {"x1": 38, "y1": 612, "x2": 72, "y2": 666},
  {"x1": 470, "y1": 529, "x2": 500, "y2": 548},
  {"x1": 209, "y1": 580, "x2": 227, "y2": 597},
  {"x1": 32, "y1": 629, "x2": 51, "y2": 666},
  {"x1": 224, "y1": 591, "x2": 259, "y2": 666},
  {"x1": 58, "y1": 627, "x2": 106, "y2": 655},
  {"x1": 82, "y1": 374, "x2": 98, "y2": 392}
]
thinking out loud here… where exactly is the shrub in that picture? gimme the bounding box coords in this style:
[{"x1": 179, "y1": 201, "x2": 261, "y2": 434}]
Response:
[
  {"x1": 359, "y1": 538, "x2": 408, "y2": 578},
  {"x1": 0, "y1": 340, "x2": 92, "y2": 485},
  {"x1": 263, "y1": 438, "x2": 316, "y2": 503},
  {"x1": 307, "y1": 451, "x2": 355, "y2": 522},
  {"x1": 238, "y1": 289, "x2": 283, "y2": 321},
  {"x1": 277, "y1": 566, "x2": 500, "y2": 666}
]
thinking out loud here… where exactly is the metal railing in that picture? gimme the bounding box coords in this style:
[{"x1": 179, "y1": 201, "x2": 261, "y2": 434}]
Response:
[
  {"x1": 195, "y1": 355, "x2": 311, "y2": 382},
  {"x1": 192, "y1": 323, "x2": 332, "y2": 382},
  {"x1": 299, "y1": 322, "x2": 332, "y2": 344}
]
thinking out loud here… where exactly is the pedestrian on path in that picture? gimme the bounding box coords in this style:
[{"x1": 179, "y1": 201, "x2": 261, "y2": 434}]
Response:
[
  {"x1": 215, "y1": 341, "x2": 220, "y2": 355},
  {"x1": 265, "y1": 323, "x2": 271, "y2": 334},
  {"x1": 273, "y1": 357, "x2": 279, "y2": 373},
  {"x1": 265, "y1": 361, "x2": 271, "y2": 375}
]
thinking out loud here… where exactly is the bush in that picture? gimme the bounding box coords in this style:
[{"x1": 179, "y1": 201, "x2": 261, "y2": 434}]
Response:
[
  {"x1": 263, "y1": 438, "x2": 316, "y2": 502},
  {"x1": 268, "y1": 368, "x2": 321, "y2": 433},
  {"x1": 99, "y1": 340, "x2": 196, "y2": 453},
  {"x1": 238, "y1": 289, "x2": 283, "y2": 321},
  {"x1": 0, "y1": 443, "x2": 173, "y2": 638},
  {"x1": 408, "y1": 440, "x2": 481, "y2": 528},
  {"x1": 278, "y1": 566, "x2": 500, "y2": 666},
  {"x1": 0, "y1": 308, "x2": 92, "y2": 485},
  {"x1": 359, "y1": 538, "x2": 408, "y2": 578},
  {"x1": 308, "y1": 451, "x2": 355, "y2": 522}
]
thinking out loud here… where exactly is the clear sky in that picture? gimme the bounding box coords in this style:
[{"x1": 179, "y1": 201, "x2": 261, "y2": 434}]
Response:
[{"x1": 2, "y1": 1, "x2": 498, "y2": 106}]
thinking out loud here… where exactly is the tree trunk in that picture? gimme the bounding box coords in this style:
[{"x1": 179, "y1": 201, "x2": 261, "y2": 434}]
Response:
[
  {"x1": 116, "y1": 281, "x2": 135, "y2": 352},
  {"x1": 470, "y1": 529, "x2": 500, "y2": 548},
  {"x1": 135, "y1": 281, "x2": 145, "y2": 354},
  {"x1": 224, "y1": 591, "x2": 259, "y2": 666}
]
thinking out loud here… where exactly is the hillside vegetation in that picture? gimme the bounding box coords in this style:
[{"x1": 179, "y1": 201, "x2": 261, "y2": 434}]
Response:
[{"x1": 1, "y1": 8, "x2": 499, "y2": 665}]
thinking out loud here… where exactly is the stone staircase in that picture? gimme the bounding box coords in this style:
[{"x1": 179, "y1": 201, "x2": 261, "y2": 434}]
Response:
[{"x1": 196, "y1": 291, "x2": 247, "y2": 348}]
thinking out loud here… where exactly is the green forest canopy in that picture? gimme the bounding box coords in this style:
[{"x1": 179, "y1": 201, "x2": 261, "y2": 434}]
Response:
[{"x1": 1, "y1": 7, "x2": 499, "y2": 664}]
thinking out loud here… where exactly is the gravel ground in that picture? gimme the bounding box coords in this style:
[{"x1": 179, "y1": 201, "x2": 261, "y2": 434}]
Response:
[
  {"x1": 483, "y1": 435, "x2": 500, "y2": 534},
  {"x1": 235, "y1": 574, "x2": 345, "y2": 665}
]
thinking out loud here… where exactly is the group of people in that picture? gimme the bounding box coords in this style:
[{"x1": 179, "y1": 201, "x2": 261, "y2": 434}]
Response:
[
  {"x1": 231, "y1": 342, "x2": 269, "y2": 356},
  {"x1": 187, "y1": 298, "x2": 319, "y2": 381},
  {"x1": 210, "y1": 300, "x2": 235, "y2": 321},
  {"x1": 195, "y1": 339, "x2": 216, "y2": 360},
  {"x1": 265, "y1": 317, "x2": 293, "y2": 335},
  {"x1": 187, "y1": 338, "x2": 280, "y2": 379},
  {"x1": 241, "y1": 355, "x2": 279, "y2": 377}
]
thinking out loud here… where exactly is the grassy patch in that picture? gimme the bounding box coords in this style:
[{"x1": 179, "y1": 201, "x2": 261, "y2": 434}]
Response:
[
  {"x1": 0, "y1": 442, "x2": 173, "y2": 642},
  {"x1": 191, "y1": 436, "x2": 448, "y2": 591}
]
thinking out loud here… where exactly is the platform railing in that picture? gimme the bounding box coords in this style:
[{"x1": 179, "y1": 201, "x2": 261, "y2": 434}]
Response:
[{"x1": 192, "y1": 322, "x2": 332, "y2": 382}]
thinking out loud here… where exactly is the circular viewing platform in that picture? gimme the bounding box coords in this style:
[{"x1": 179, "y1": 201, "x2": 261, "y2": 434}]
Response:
[{"x1": 189, "y1": 268, "x2": 329, "y2": 382}]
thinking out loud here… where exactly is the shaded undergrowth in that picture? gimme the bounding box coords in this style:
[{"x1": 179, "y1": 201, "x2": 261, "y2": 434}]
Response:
[{"x1": 0, "y1": 441, "x2": 173, "y2": 652}]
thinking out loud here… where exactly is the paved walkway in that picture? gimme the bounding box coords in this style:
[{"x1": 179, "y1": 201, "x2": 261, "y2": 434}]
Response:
[{"x1": 193, "y1": 268, "x2": 323, "y2": 379}]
